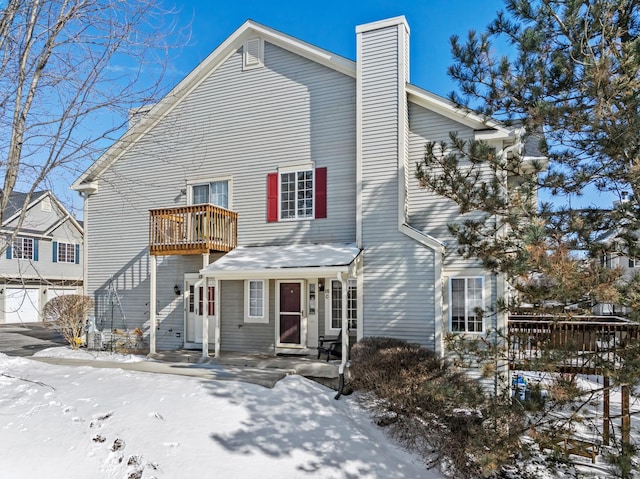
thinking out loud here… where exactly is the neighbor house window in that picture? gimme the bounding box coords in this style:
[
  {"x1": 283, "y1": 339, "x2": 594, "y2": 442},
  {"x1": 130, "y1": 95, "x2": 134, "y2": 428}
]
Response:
[
  {"x1": 330, "y1": 279, "x2": 357, "y2": 331},
  {"x1": 280, "y1": 170, "x2": 314, "y2": 220},
  {"x1": 12, "y1": 237, "x2": 34, "y2": 260},
  {"x1": 450, "y1": 277, "x2": 484, "y2": 333},
  {"x1": 192, "y1": 180, "x2": 229, "y2": 208},
  {"x1": 245, "y1": 280, "x2": 268, "y2": 323},
  {"x1": 57, "y1": 242, "x2": 76, "y2": 263},
  {"x1": 629, "y1": 257, "x2": 636, "y2": 268}
]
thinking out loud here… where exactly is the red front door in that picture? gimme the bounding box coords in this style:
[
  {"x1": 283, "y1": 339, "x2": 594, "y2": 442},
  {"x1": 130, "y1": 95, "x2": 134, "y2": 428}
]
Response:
[{"x1": 279, "y1": 282, "x2": 301, "y2": 344}]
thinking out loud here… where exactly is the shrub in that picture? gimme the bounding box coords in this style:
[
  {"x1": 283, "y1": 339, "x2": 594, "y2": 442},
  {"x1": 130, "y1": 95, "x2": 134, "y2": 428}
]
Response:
[
  {"x1": 43, "y1": 294, "x2": 94, "y2": 349},
  {"x1": 349, "y1": 337, "x2": 524, "y2": 478}
]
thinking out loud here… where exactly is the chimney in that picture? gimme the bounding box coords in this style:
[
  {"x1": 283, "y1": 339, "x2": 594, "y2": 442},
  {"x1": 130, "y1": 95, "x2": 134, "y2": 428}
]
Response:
[{"x1": 356, "y1": 16, "x2": 410, "y2": 247}]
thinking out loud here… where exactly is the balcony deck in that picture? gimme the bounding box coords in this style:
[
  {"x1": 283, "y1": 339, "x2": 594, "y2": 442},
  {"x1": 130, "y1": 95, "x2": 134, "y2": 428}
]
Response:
[
  {"x1": 508, "y1": 315, "x2": 640, "y2": 374},
  {"x1": 149, "y1": 204, "x2": 238, "y2": 256}
]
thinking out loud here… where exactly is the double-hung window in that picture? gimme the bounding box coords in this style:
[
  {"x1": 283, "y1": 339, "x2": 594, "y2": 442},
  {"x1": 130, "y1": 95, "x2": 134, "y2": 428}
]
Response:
[
  {"x1": 13, "y1": 237, "x2": 34, "y2": 260},
  {"x1": 57, "y1": 242, "x2": 76, "y2": 263},
  {"x1": 330, "y1": 279, "x2": 357, "y2": 331},
  {"x1": 245, "y1": 279, "x2": 268, "y2": 323},
  {"x1": 280, "y1": 170, "x2": 314, "y2": 220},
  {"x1": 450, "y1": 277, "x2": 484, "y2": 333},
  {"x1": 192, "y1": 180, "x2": 229, "y2": 208}
]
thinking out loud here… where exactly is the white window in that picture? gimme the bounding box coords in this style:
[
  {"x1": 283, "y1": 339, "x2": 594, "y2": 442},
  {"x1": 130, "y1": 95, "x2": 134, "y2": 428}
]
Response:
[
  {"x1": 450, "y1": 277, "x2": 484, "y2": 333},
  {"x1": 629, "y1": 257, "x2": 636, "y2": 268},
  {"x1": 192, "y1": 181, "x2": 229, "y2": 209},
  {"x1": 245, "y1": 279, "x2": 268, "y2": 323},
  {"x1": 13, "y1": 237, "x2": 34, "y2": 260},
  {"x1": 280, "y1": 170, "x2": 313, "y2": 220},
  {"x1": 330, "y1": 279, "x2": 357, "y2": 331},
  {"x1": 57, "y1": 242, "x2": 76, "y2": 263}
]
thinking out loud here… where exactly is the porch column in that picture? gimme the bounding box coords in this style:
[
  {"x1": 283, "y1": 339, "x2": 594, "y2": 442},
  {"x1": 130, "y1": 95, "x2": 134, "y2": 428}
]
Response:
[
  {"x1": 149, "y1": 255, "x2": 157, "y2": 354},
  {"x1": 214, "y1": 278, "x2": 221, "y2": 358},
  {"x1": 202, "y1": 276, "x2": 209, "y2": 358},
  {"x1": 339, "y1": 272, "x2": 349, "y2": 375}
]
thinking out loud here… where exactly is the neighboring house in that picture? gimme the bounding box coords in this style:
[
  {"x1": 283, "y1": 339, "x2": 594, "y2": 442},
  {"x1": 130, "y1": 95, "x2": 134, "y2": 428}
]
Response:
[
  {"x1": 595, "y1": 197, "x2": 638, "y2": 315},
  {"x1": 0, "y1": 190, "x2": 84, "y2": 323},
  {"x1": 72, "y1": 17, "x2": 532, "y2": 356}
]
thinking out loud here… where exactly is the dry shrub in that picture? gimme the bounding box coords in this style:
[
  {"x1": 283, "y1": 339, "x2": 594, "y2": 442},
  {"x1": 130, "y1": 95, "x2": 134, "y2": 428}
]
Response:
[
  {"x1": 43, "y1": 294, "x2": 93, "y2": 349},
  {"x1": 350, "y1": 337, "x2": 524, "y2": 478}
]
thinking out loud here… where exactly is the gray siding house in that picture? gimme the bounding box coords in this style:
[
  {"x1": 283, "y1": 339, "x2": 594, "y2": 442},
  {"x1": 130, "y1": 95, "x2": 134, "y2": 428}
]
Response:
[
  {"x1": 72, "y1": 17, "x2": 523, "y2": 357},
  {"x1": 1, "y1": 191, "x2": 84, "y2": 323}
]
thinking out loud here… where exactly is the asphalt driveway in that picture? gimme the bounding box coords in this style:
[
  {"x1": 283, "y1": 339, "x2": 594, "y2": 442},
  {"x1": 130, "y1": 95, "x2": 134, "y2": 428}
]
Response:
[{"x1": 0, "y1": 323, "x2": 66, "y2": 357}]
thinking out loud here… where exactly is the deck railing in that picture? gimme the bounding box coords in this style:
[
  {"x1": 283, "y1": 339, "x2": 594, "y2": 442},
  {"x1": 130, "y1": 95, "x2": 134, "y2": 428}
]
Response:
[
  {"x1": 508, "y1": 316, "x2": 640, "y2": 374},
  {"x1": 149, "y1": 204, "x2": 238, "y2": 255}
]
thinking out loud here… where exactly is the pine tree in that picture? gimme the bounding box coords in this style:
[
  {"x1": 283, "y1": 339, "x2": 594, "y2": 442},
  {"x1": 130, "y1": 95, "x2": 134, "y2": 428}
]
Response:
[{"x1": 416, "y1": 1, "x2": 640, "y2": 475}]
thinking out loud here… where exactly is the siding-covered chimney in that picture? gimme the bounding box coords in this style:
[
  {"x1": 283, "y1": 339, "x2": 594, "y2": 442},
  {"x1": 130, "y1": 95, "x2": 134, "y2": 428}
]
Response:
[{"x1": 356, "y1": 16, "x2": 410, "y2": 246}]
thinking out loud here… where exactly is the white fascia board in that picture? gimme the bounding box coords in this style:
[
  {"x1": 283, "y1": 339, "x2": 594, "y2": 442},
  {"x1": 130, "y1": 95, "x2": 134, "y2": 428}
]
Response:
[
  {"x1": 47, "y1": 193, "x2": 84, "y2": 235},
  {"x1": 406, "y1": 84, "x2": 512, "y2": 137},
  {"x1": 2, "y1": 192, "x2": 43, "y2": 226},
  {"x1": 72, "y1": 21, "x2": 356, "y2": 189},
  {"x1": 0, "y1": 229, "x2": 52, "y2": 240},
  {"x1": 400, "y1": 223, "x2": 446, "y2": 253},
  {"x1": 356, "y1": 16, "x2": 409, "y2": 34},
  {"x1": 200, "y1": 265, "x2": 351, "y2": 280}
]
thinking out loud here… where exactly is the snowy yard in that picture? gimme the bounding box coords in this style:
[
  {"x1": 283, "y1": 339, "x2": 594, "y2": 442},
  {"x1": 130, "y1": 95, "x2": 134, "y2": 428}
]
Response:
[{"x1": 0, "y1": 350, "x2": 439, "y2": 479}]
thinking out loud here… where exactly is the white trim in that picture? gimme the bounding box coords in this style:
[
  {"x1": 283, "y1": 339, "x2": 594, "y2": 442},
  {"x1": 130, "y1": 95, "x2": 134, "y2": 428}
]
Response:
[
  {"x1": 187, "y1": 176, "x2": 233, "y2": 209},
  {"x1": 406, "y1": 84, "x2": 513, "y2": 137},
  {"x1": 275, "y1": 280, "x2": 305, "y2": 348},
  {"x1": 277, "y1": 168, "x2": 315, "y2": 221},
  {"x1": 355, "y1": 16, "x2": 409, "y2": 34},
  {"x1": 202, "y1": 265, "x2": 351, "y2": 280},
  {"x1": 448, "y1": 276, "x2": 485, "y2": 334},
  {"x1": 244, "y1": 279, "x2": 269, "y2": 323},
  {"x1": 355, "y1": 28, "x2": 363, "y2": 249}
]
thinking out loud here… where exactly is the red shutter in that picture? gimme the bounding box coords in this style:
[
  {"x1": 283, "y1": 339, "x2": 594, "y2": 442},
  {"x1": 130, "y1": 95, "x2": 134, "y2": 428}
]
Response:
[
  {"x1": 198, "y1": 287, "x2": 203, "y2": 315},
  {"x1": 267, "y1": 172, "x2": 278, "y2": 222},
  {"x1": 315, "y1": 167, "x2": 327, "y2": 219}
]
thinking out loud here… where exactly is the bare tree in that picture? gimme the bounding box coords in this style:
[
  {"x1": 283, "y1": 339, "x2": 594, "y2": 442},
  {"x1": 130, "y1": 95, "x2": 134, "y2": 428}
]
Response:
[{"x1": 0, "y1": 0, "x2": 184, "y2": 251}]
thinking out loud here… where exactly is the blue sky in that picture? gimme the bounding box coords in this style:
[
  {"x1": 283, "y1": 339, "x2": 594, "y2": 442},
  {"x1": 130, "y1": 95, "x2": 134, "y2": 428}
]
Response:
[{"x1": 167, "y1": 0, "x2": 506, "y2": 99}]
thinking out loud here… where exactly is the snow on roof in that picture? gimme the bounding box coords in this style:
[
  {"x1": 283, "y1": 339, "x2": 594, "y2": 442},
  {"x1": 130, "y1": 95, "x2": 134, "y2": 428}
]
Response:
[{"x1": 201, "y1": 243, "x2": 361, "y2": 278}]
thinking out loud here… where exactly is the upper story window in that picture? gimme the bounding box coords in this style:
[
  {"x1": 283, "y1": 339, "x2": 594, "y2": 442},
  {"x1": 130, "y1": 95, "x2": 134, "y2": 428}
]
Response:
[
  {"x1": 57, "y1": 242, "x2": 76, "y2": 263},
  {"x1": 450, "y1": 277, "x2": 484, "y2": 333},
  {"x1": 12, "y1": 237, "x2": 34, "y2": 260},
  {"x1": 52, "y1": 241, "x2": 79, "y2": 264},
  {"x1": 330, "y1": 279, "x2": 357, "y2": 331},
  {"x1": 266, "y1": 167, "x2": 326, "y2": 222},
  {"x1": 192, "y1": 180, "x2": 229, "y2": 209},
  {"x1": 281, "y1": 170, "x2": 314, "y2": 220}
]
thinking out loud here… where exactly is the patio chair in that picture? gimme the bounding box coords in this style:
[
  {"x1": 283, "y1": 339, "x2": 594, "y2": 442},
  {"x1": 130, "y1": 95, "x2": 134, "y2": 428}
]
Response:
[{"x1": 317, "y1": 330, "x2": 342, "y2": 361}]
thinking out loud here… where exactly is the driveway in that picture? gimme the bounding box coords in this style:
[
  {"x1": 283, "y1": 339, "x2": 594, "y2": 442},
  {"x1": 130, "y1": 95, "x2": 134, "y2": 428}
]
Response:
[{"x1": 0, "y1": 323, "x2": 66, "y2": 357}]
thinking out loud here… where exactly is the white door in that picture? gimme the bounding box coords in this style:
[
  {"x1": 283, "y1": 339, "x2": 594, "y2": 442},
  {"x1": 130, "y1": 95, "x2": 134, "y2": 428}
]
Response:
[
  {"x1": 5, "y1": 288, "x2": 40, "y2": 323},
  {"x1": 184, "y1": 276, "x2": 215, "y2": 346}
]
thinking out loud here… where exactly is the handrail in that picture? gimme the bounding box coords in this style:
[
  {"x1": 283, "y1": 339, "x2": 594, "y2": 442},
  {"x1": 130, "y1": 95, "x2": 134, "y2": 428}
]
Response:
[{"x1": 149, "y1": 204, "x2": 238, "y2": 255}]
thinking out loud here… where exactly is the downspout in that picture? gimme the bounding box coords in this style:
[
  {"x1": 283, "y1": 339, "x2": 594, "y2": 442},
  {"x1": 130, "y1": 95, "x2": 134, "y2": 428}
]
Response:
[{"x1": 335, "y1": 271, "x2": 349, "y2": 400}]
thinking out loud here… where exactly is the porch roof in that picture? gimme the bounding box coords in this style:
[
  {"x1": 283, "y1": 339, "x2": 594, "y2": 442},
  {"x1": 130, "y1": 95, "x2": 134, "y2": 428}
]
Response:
[{"x1": 200, "y1": 243, "x2": 361, "y2": 279}]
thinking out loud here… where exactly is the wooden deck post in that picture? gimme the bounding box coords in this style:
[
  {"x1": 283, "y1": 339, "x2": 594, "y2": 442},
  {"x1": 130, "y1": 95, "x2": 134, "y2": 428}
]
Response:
[
  {"x1": 622, "y1": 384, "x2": 630, "y2": 449},
  {"x1": 603, "y1": 374, "x2": 610, "y2": 446}
]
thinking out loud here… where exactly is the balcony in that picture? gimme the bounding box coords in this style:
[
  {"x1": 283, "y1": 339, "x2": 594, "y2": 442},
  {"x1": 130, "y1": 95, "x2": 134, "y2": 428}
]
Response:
[{"x1": 149, "y1": 204, "x2": 238, "y2": 256}]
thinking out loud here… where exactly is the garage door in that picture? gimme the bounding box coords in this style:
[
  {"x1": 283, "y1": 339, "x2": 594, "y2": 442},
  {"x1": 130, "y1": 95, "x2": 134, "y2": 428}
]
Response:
[{"x1": 5, "y1": 288, "x2": 40, "y2": 323}]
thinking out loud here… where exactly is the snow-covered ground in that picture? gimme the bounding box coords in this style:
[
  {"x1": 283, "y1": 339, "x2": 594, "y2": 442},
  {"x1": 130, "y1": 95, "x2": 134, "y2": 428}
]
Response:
[{"x1": 0, "y1": 350, "x2": 440, "y2": 479}]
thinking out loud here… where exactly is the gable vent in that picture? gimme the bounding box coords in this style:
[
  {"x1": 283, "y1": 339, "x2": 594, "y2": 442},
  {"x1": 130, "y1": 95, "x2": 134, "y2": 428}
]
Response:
[{"x1": 243, "y1": 38, "x2": 264, "y2": 70}]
